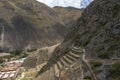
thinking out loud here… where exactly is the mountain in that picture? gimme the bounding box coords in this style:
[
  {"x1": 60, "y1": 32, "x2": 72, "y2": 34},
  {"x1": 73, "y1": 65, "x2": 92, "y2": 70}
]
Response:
[
  {"x1": 36, "y1": 0, "x2": 120, "y2": 80},
  {"x1": 53, "y1": 6, "x2": 83, "y2": 29},
  {"x1": 0, "y1": 0, "x2": 67, "y2": 51},
  {"x1": 0, "y1": 0, "x2": 84, "y2": 52},
  {"x1": 37, "y1": 0, "x2": 93, "y2": 8}
]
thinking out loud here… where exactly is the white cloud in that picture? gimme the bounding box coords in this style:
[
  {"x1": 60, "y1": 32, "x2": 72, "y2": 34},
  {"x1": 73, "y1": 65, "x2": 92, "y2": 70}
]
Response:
[{"x1": 36, "y1": 0, "x2": 93, "y2": 8}]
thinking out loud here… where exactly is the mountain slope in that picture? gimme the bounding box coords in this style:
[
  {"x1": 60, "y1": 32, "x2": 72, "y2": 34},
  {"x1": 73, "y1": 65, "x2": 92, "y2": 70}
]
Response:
[
  {"x1": 0, "y1": 0, "x2": 67, "y2": 51},
  {"x1": 53, "y1": 6, "x2": 83, "y2": 29},
  {"x1": 37, "y1": 0, "x2": 93, "y2": 8},
  {"x1": 36, "y1": 0, "x2": 120, "y2": 80}
]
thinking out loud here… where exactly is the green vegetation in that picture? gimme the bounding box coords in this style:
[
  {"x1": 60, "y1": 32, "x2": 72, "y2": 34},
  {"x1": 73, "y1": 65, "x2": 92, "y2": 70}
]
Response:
[
  {"x1": 108, "y1": 61, "x2": 120, "y2": 78},
  {"x1": 89, "y1": 60, "x2": 103, "y2": 68},
  {"x1": 0, "y1": 55, "x2": 11, "y2": 64},
  {"x1": 108, "y1": 42, "x2": 118, "y2": 51},
  {"x1": 84, "y1": 76, "x2": 92, "y2": 80},
  {"x1": 107, "y1": 61, "x2": 120, "y2": 80},
  {"x1": 74, "y1": 34, "x2": 81, "y2": 46},
  {"x1": 98, "y1": 51, "x2": 110, "y2": 59},
  {"x1": 10, "y1": 50, "x2": 22, "y2": 57},
  {"x1": 82, "y1": 39, "x2": 90, "y2": 47},
  {"x1": 21, "y1": 71, "x2": 37, "y2": 80},
  {"x1": 0, "y1": 57, "x2": 3, "y2": 64},
  {"x1": 0, "y1": 50, "x2": 28, "y2": 64},
  {"x1": 97, "y1": 40, "x2": 118, "y2": 59},
  {"x1": 27, "y1": 49, "x2": 37, "y2": 52},
  {"x1": 10, "y1": 50, "x2": 28, "y2": 59},
  {"x1": 112, "y1": 5, "x2": 120, "y2": 17}
]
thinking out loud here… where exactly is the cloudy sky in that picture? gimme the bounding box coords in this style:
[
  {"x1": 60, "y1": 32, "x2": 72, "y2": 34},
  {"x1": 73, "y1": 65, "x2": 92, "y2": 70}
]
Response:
[{"x1": 36, "y1": 0, "x2": 93, "y2": 8}]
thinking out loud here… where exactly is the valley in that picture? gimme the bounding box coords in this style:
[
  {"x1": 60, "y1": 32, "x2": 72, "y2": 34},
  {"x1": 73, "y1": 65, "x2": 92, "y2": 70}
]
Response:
[
  {"x1": 0, "y1": 0, "x2": 120, "y2": 80},
  {"x1": 0, "y1": 43, "x2": 60, "y2": 80}
]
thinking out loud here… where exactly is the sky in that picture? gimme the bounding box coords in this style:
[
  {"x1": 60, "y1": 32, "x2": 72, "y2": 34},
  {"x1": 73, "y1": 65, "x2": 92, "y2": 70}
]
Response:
[{"x1": 36, "y1": 0, "x2": 93, "y2": 9}]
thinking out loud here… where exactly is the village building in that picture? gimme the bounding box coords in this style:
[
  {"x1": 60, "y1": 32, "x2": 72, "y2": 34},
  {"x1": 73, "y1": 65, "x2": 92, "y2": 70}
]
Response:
[{"x1": 0, "y1": 58, "x2": 25, "y2": 80}]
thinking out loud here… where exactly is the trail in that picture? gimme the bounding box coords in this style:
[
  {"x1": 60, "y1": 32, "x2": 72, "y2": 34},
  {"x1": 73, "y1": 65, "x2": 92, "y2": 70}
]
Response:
[
  {"x1": 17, "y1": 72, "x2": 25, "y2": 80},
  {"x1": 82, "y1": 53, "x2": 98, "y2": 80},
  {"x1": 72, "y1": 47, "x2": 98, "y2": 80}
]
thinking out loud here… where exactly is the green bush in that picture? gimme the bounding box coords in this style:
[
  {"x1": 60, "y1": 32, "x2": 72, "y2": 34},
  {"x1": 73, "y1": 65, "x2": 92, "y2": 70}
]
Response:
[
  {"x1": 84, "y1": 76, "x2": 92, "y2": 80},
  {"x1": 89, "y1": 60, "x2": 103, "y2": 68},
  {"x1": 27, "y1": 49, "x2": 37, "y2": 52},
  {"x1": 83, "y1": 39, "x2": 90, "y2": 47},
  {"x1": 98, "y1": 51, "x2": 110, "y2": 59},
  {"x1": 109, "y1": 61, "x2": 120, "y2": 75},
  {"x1": 112, "y1": 5, "x2": 120, "y2": 17},
  {"x1": 74, "y1": 34, "x2": 81, "y2": 46},
  {"x1": 10, "y1": 50, "x2": 22, "y2": 56},
  {"x1": 107, "y1": 61, "x2": 120, "y2": 80},
  {"x1": 0, "y1": 57, "x2": 3, "y2": 64},
  {"x1": 20, "y1": 53, "x2": 28, "y2": 58}
]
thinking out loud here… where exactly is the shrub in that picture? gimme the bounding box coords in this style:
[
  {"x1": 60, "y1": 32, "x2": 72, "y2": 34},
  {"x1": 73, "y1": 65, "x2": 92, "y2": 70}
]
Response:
[
  {"x1": 83, "y1": 39, "x2": 90, "y2": 47},
  {"x1": 98, "y1": 51, "x2": 110, "y2": 59},
  {"x1": 109, "y1": 61, "x2": 120, "y2": 75},
  {"x1": 89, "y1": 60, "x2": 103, "y2": 68},
  {"x1": 10, "y1": 50, "x2": 22, "y2": 56},
  {"x1": 112, "y1": 5, "x2": 120, "y2": 17},
  {"x1": 27, "y1": 49, "x2": 37, "y2": 52},
  {"x1": 84, "y1": 76, "x2": 92, "y2": 80},
  {"x1": 0, "y1": 57, "x2": 3, "y2": 64},
  {"x1": 107, "y1": 61, "x2": 120, "y2": 80}
]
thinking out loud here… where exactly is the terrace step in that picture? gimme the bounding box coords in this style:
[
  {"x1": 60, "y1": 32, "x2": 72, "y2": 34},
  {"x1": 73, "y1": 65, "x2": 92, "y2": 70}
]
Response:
[
  {"x1": 65, "y1": 54, "x2": 77, "y2": 62},
  {"x1": 68, "y1": 52, "x2": 81, "y2": 59},
  {"x1": 63, "y1": 55, "x2": 74, "y2": 64},
  {"x1": 57, "y1": 61, "x2": 63, "y2": 69},
  {"x1": 60, "y1": 57, "x2": 69, "y2": 67},
  {"x1": 54, "y1": 64, "x2": 60, "y2": 77}
]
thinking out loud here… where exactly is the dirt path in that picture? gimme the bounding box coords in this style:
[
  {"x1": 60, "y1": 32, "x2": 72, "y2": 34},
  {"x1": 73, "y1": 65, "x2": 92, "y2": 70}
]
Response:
[
  {"x1": 82, "y1": 54, "x2": 98, "y2": 80},
  {"x1": 16, "y1": 72, "x2": 25, "y2": 80},
  {"x1": 72, "y1": 47, "x2": 98, "y2": 80}
]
